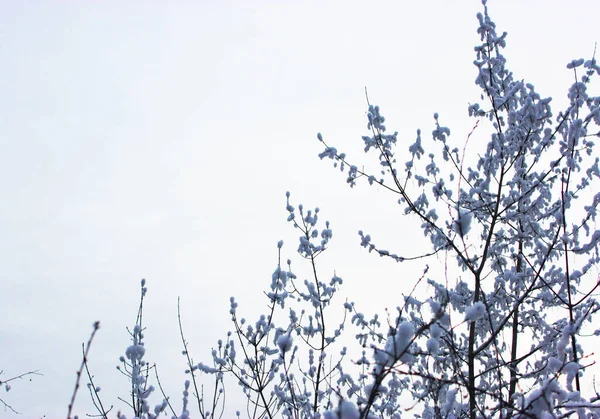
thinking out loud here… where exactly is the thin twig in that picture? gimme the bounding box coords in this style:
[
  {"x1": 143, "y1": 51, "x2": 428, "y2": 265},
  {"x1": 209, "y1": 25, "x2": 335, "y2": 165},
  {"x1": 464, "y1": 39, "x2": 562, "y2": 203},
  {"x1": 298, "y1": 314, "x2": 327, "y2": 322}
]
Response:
[{"x1": 67, "y1": 321, "x2": 100, "y2": 419}]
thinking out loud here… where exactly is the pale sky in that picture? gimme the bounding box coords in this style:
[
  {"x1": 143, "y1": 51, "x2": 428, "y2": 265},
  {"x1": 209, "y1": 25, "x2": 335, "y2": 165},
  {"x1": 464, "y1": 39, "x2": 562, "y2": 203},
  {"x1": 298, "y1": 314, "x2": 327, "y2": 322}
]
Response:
[{"x1": 1, "y1": 1, "x2": 599, "y2": 417}]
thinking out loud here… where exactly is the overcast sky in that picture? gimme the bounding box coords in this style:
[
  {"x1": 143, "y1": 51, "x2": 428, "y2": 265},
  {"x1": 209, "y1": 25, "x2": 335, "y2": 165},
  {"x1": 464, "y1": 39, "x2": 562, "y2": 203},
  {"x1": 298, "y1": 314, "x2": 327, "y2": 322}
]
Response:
[{"x1": 1, "y1": 1, "x2": 599, "y2": 417}]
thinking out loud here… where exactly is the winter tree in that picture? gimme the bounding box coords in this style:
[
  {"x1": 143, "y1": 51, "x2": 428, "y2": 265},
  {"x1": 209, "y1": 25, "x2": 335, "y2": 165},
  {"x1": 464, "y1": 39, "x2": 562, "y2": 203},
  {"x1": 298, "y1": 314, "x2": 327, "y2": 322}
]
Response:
[{"x1": 71, "y1": 2, "x2": 600, "y2": 418}]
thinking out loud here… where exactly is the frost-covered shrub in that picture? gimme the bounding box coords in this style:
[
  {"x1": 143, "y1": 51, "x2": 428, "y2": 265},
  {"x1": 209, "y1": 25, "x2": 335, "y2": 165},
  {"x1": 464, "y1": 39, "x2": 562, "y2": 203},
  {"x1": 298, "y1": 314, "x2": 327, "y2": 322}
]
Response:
[{"x1": 71, "y1": 2, "x2": 600, "y2": 418}]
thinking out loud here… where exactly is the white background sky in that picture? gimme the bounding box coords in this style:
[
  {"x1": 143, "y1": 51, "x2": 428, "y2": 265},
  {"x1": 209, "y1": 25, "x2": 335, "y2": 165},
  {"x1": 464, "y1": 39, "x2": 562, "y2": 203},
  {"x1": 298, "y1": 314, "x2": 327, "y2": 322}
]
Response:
[{"x1": 1, "y1": 1, "x2": 599, "y2": 417}]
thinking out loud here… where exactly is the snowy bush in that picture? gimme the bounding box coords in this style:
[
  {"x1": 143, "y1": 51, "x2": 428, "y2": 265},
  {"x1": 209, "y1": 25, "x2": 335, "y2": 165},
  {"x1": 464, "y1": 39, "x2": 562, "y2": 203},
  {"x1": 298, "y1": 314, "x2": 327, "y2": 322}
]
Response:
[{"x1": 68, "y1": 2, "x2": 600, "y2": 418}]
